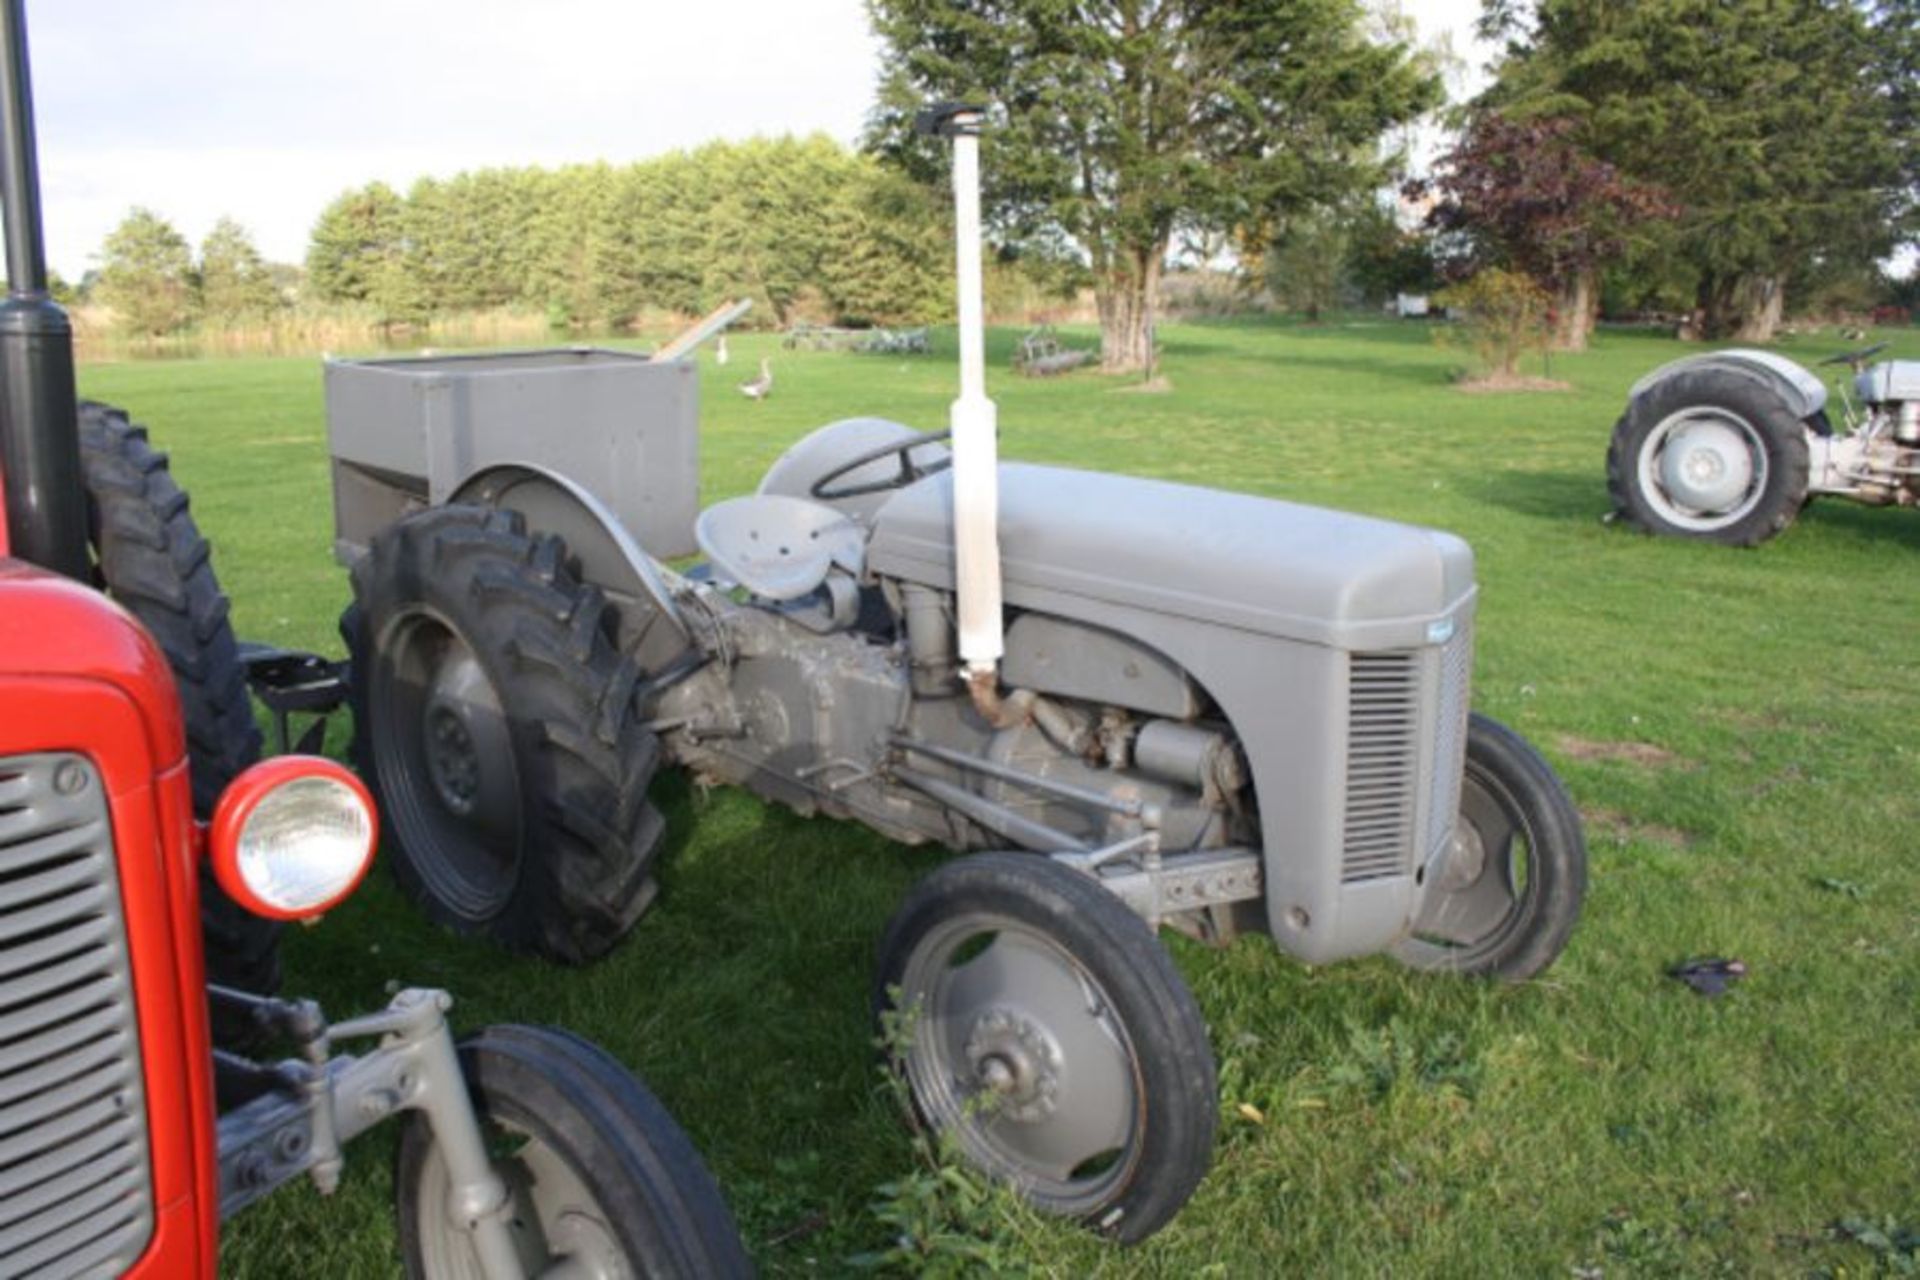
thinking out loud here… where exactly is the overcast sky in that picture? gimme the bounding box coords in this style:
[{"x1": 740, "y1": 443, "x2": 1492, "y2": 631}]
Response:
[{"x1": 26, "y1": 0, "x2": 1488, "y2": 280}]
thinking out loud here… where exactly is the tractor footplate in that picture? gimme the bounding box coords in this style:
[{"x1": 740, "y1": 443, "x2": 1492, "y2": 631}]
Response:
[{"x1": 238, "y1": 643, "x2": 351, "y2": 754}]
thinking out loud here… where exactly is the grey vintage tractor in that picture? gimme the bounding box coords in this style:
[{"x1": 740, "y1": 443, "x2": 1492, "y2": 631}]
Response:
[
  {"x1": 327, "y1": 107, "x2": 1588, "y2": 1242},
  {"x1": 1608, "y1": 342, "x2": 1920, "y2": 545}
]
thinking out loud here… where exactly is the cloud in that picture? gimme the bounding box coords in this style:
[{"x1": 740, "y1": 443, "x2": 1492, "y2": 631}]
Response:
[{"x1": 30, "y1": 0, "x2": 881, "y2": 275}]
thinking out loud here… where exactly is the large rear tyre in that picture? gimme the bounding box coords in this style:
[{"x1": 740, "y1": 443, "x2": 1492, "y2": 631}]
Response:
[
  {"x1": 76, "y1": 402, "x2": 281, "y2": 998},
  {"x1": 344, "y1": 505, "x2": 665, "y2": 963},
  {"x1": 1391, "y1": 714, "x2": 1586, "y2": 980},
  {"x1": 873, "y1": 853, "x2": 1217, "y2": 1244},
  {"x1": 1606, "y1": 369, "x2": 1810, "y2": 546},
  {"x1": 395, "y1": 1025, "x2": 752, "y2": 1279}
]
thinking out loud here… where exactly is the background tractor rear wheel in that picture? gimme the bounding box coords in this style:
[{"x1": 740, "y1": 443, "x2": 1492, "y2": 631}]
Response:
[
  {"x1": 1606, "y1": 369, "x2": 1810, "y2": 546},
  {"x1": 77, "y1": 402, "x2": 281, "y2": 999},
  {"x1": 873, "y1": 852, "x2": 1218, "y2": 1244},
  {"x1": 1391, "y1": 713, "x2": 1586, "y2": 981},
  {"x1": 344, "y1": 505, "x2": 664, "y2": 963},
  {"x1": 395, "y1": 1024, "x2": 752, "y2": 1279}
]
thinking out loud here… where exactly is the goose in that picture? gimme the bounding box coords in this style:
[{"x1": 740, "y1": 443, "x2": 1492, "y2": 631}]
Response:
[{"x1": 739, "y1": 357, "x2": 773, "y2": 401}]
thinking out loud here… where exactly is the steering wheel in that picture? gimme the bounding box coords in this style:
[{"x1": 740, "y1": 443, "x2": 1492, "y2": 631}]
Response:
[
  {"x1": 810, "y1": 428, "x2": 954, "y2": 501},
  {"x1": 1817, "y1": 341, "x2": 1888, "y2": 370}
]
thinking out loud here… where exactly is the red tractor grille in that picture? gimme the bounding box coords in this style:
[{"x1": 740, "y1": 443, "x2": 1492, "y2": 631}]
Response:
[{"x1": 0, "y1": 753, "x2": 153, "y2": 1277}]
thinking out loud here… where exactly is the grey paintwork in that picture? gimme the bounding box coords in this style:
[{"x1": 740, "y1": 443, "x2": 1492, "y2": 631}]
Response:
[
  {"x1": 1628, "y1": 347, "x2": 1830, "y2": 419},
  {"x1": 868, "y1": 463, "x2": 1474, "y2": 652},
  {"x1": 1857, "y1": 359, "x2": 1920, "y2": 405},
  {"x1": 325, "y1": 348, "x2": 701, "y2": 564},
  {"x1": 214, "y1": 987, "x2": 529, "y2": 1278},
  {"x1": 327, "y1": 355, "x2": 1481, "y2": 964},
  {"x1": 867, "y1": 467, "x2": 1475, "y2": 963},
  {"x1": 1002, "y1": 613, "x2": 1201, "y2": 720},
  {"x1": 759, "y1": 416, "x2": 952, "y2": 525}
]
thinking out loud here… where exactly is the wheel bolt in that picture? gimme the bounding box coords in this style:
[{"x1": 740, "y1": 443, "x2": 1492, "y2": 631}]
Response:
[{"x1": 979, "y1": 1054, "x2": 1016, "y2": 1094}]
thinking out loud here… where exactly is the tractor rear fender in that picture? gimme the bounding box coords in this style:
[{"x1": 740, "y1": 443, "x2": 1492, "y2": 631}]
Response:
[
  {"x1": 1628, "y1": 348, "x2": 1828, "y2": 420},
  {"x1": 450, "y1": 463, "x2": 693, "y2": 672}
]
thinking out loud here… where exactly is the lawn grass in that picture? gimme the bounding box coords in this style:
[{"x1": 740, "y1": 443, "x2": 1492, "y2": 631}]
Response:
[{"x1": 80, "y1": 317, "x2": 1920, "y2": 1277}]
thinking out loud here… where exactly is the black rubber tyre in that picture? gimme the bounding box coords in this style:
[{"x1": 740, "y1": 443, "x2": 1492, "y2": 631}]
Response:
[
  {"x1": 344, "y1": 504, "x2": 663, "y2": 963},
  {"x1": 1606, "y1": 369, "x2": 1810, "y2": 546},
  {"x1": 873, "y1": 852, "x2": 1217, "y2": 1244},
  {"x1": 76, "y1": 402, "x2": 281, "y2": 997},
  {"x1": 394, "y1": 1024, "x2": 752, "y2": 1279},
  {"x1": 1391, "y1": 713, "x2": 1586, "y2": 981}
]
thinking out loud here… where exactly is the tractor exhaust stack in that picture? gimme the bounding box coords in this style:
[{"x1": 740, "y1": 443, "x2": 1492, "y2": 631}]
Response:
[
  {"x1": 0, "y1": 0, "x2": 86, "y2": 579},
  {"x1": 916, "y1": 103, "x2": 1005, "y2": 708}
]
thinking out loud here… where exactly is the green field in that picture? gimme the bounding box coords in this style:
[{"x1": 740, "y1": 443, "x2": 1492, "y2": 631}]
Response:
[{"x1": 80, "y1": 318, "x2": 1920, "y2": 1277}]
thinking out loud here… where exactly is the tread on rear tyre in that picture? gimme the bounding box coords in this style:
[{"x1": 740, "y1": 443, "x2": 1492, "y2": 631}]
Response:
[
  {"x1": 77, "y1": 401, "x2": 281, "y2": 999},
  {"x1": 344, "y1": 504, "x2": 665, "y2": 963}
]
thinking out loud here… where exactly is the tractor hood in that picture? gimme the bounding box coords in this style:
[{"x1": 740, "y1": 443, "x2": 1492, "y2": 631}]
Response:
[{"x1": 867, "y1": 464, "x2": 1474, "y2": 650}]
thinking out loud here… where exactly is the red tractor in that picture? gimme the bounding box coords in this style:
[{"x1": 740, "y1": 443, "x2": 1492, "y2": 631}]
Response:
[{"x1": 0, "y1": 4, "x2": 750, "y2": 1275}]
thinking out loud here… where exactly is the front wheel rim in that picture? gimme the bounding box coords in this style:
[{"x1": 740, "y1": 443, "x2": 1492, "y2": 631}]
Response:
[
  {"x1": 896, "y1": 913, "x2": 1144, "y2": 1215},
  {"x1": 373, "y1": 609, "x2": 524, "y2": 920},
  {"x1": 411, "y1": 1120, "x2": 629, "y2": 1280},
  {"x1": 1401, "y1": 766, "x2": 1536, "y2": 965},
  {"x1": 1637, "y1": 408, "x2": 1769, "y2": 531}
]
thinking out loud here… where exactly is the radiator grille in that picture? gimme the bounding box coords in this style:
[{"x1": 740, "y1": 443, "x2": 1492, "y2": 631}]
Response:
[
  {"x1": 0, "y1": 754, "x2": 153, "y2": 1278},
  {"x1": 1425, "y1": 620, "x2": 1473, "y2": 861},
  {"x1": 1342, "y1": 652, "x2": 1420, "y2": 882}
]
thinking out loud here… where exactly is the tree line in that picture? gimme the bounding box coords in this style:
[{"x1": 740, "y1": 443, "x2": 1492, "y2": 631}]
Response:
[
  {"x1": 82, "y1": 0, "x2": 1917, "y2": 363},
  {"x1": 89, "y1": 210, "x2": 289, "y2": 338},
  {"x1": 305, "y1": 134, "x2": 952, "y2": 331},
  {"x1": 87, "y1": 134, "x2": 957, "y2": 342}
]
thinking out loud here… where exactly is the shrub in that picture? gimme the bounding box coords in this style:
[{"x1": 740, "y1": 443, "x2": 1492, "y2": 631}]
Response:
[{"x1": 1436, "y1": 268, "x2": 1552, "y2": 379}]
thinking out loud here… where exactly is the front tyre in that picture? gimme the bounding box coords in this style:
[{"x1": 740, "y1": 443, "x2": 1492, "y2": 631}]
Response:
[
  {"x1": 873, "y1": 853, "x2": 1217, "y2": 1244},
  {"x1": 1606, "y1": 369, "x2": 1810, "y2": 546},
  {"x1": 395, "y1": 1025, "x2": 751, "y2": 1279},
  {"x1": 1392, "y1": 714, "x2": 1586, "y2": 980}
]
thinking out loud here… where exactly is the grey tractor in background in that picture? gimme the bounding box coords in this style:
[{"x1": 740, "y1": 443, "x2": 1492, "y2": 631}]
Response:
[
  {"x1": 323, "y1": 110, "x2": 1587, "y2": 1243},
  {"x1": 1609, "y1": 342, "x2": 1920, "y2": 545}
]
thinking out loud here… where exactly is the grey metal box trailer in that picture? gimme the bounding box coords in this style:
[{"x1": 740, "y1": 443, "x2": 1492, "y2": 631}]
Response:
[{"x1": 324, "y1": 347, "x2": 700, "y2": 564}]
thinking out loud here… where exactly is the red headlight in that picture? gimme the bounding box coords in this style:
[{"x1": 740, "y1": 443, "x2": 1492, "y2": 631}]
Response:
[{"x1": 208, "y1": 757, "x2": 377, "y2": 921}]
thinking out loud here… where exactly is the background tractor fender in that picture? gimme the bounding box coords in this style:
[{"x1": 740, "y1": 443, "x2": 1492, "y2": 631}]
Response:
[
  {"x1": 759, "y1": 416, "x2": 950, "y2": 525},
  {"x1": 1627, "y1": 348, "x2": 1828, "y2": 419},
  {"x1": 450, "y1": 462, "x2": 692, "y2": 671}
]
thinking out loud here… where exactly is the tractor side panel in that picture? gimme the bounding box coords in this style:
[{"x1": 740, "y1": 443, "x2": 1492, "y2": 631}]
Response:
[{"x1": 865, "y1": 465, "x2": 1478, "y2": 962}]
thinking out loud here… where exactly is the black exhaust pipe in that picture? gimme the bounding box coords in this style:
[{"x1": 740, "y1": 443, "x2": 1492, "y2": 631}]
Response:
[{"x1": 0, "y1": 0, "x2": 86, "y2": 580}]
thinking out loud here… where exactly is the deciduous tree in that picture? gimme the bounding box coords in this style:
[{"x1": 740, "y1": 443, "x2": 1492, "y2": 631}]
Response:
[
  {"x1": 198, "y1": 217, "x2": 282, "y2": 321},
  {"x1": 1480, "y1": 0, "x2": 1912, "y2": 341},
  {"x1": 866, "y1": 0, "x2": 1441, "y2": 372},
  {"x1": 1415, "y1": 113, "x2": 1674, "y2": 350},
  {"x1": 96, "y1": 207, "x2": 196, "y2": 339}
]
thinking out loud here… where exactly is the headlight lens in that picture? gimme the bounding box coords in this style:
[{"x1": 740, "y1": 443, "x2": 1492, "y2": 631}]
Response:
[{"x1": 210, "y1": 758, "x2": 377, "y2": 920}]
